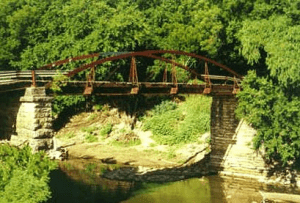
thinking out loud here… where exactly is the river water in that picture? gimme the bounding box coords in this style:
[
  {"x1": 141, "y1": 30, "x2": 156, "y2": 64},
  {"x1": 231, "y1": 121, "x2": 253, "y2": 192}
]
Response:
[{"x1": 47, "y1": 159, "x2": 300, "y2": 203}]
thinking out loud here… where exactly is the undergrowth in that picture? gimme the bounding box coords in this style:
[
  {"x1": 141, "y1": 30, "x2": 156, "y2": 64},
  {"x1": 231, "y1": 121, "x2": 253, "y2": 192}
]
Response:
[
  {"x1": 110, "y1": 139, "x2": 141, "y2": 147},
  {"x1": 142, "y1": 95, "x2": 211, "y2": 145},
  {"x1": 100, "y1": 123, "x2": 113, "y2": 137},
  {"x1": 0, "y1": 144, "x2": 57, "y2": 203},
  {"x1": 85, "y1": 134, "x2": 98, "y2": 143}
]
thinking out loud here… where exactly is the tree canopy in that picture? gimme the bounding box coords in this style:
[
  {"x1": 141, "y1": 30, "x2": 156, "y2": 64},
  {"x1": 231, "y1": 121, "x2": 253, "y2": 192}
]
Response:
[
  {"x1": 0, "y1": 0, "x2": 223, "y2": 72},
  {"x1": 230, "y1": 0, "x2": 300, "y2": 165}
]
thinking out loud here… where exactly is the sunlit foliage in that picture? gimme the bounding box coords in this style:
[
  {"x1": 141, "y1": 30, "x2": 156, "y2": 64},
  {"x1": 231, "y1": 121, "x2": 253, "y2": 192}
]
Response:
[{"x1": 0, "y1": 144, "x2": 57, "y2": 202}]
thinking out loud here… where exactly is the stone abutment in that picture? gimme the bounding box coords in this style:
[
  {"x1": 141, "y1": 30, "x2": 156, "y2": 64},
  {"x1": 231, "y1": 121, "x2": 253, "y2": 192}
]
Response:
[
  {"x1": 0, "y1": 87, "x2": 54, "y2": 152},
  {"x1": 210, "y1": 95, "x2": 267, "y2": 178}
]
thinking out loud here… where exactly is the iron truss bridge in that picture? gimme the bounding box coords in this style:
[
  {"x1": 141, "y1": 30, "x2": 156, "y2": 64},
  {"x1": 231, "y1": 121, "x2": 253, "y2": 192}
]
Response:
[{"x1": 0, "y1": 50, "x2": 242, "y2": 96}]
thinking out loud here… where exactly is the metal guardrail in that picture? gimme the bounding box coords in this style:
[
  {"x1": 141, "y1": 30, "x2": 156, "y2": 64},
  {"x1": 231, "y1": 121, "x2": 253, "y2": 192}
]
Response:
[
  {"x1": 0, "y1": 70, "x2": 241, "y2": 84},
  {"x1": 0, "y1": 70, "x2": 68, "y2": 86}
]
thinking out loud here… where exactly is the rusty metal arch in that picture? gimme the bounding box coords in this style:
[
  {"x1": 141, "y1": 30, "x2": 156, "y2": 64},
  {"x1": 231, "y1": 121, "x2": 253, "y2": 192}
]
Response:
[
  {"x1": 139, "y1": 50, "x2": 242, "y2": 78},
  {"x1": 40, "y1": 50, "x2": 242, "y2": 79},
  {"x1": 68, "y1": 53, "x2": 202, "y2": 79}
]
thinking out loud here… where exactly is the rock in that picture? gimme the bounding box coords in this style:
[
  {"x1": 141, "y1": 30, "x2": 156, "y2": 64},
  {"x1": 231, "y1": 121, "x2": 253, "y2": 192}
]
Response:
[
  {"x1": 48, "y1": 148, "x2": 68, "y2": 160},
  {"x1": 10, "y1": 135, "x2": 29, "y2": 146},
  {"x1": 29, "y1": 138, "x2": 53, "y2": 152},
  {"x1": 101, "y1": 157, "x2": 117, "y2": 164},
  {"x1": 199, "y1": 132, "x2": 210, "y2": 143},
  {"x1": 260, "y1": 191, "x2": 300, "y2": 203}
]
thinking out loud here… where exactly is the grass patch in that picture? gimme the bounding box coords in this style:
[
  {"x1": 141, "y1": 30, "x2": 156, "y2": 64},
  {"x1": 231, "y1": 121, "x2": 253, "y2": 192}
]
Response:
[
  {"x1": 142, "y1": 95, "x2": 211, "y2": 146},
  {"x1": 149, "y1": 143, "x2": 157, "y2": 147},
  {"x1": 81, "y1": 126, "x2": 98, "y2": 134},
  {"x1": 106, "y1": 164, "x2": 121, "y2": 171},
  {"x1": 68, "y1": 162, "x2": 122, "y2": 177},
  {"x1": 100, "y1": 123, "x2": 113, "y2": 137},
  {"x1": 85, "y1": 134, "x2": 98, "y2": 143},
  {"x1": 59, "y1": 131, "x2": 76, "y2": 139},
  {"x1": 93, "y1": 104, "x2": 103, "y2": 111},
  {"x1": 167, "y1": 150, "x2": 177, "y2": 159},
  {"x1": 110, "y1": 139, "x2": 141, "y2": 147},
  {"x1": 96, "y1": 164, "x2": 122, "y2": 176},
  {"x1": 205, "y1": 137, "x2": 211, "y2": 144},
  {"x1": 119, "y1": 128, "x2": 127, "y2": 133},
  {"x1": 142, "y1": 149, "x2": 178, "y2": 161},
  {"x1": 84, "y1": 163, "x2": 97, "y2": 174}
]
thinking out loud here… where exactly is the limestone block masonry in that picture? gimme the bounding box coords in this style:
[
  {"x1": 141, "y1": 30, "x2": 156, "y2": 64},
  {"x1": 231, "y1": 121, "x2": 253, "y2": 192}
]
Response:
[
  {"x1": 0, "y1": 91, "x2": 22, "y2": 139},
  {"x1": 210, "y1": 95, "x2": 268, "y2": 179},
  {"x1": 15, "y1": 87, "x2": 54, "y2": 152},
  {"x1": 210, "y1": 95, "x2": 240, "y2": 172}
]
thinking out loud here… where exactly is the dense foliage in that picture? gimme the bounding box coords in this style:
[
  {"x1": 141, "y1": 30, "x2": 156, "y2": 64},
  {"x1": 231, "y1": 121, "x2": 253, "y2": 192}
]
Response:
[
  {"x1": 0, "y1": 0, "x2": 299, "y2": 164},
  {"x1": 236, "y1": 72, "x2": 300, "y2": 164},
  {"x1": 52, "y1": 95, "x2": 86, "y2": 130},
  {"x1": 0, "y1": 0, "x2": 222, "y2": 73},
  {"x1": 143, "y1": 95, "x2": 211, "y2": 145},
  {"x1": 232, "y1": 0, "x2": 300, "y2": 165},
  {"x1": 0, "y1": 144, "x2": 57, "y2": 202},
  {"x1": 52, "y1": 95, "x2": 85, "y2": 117}
]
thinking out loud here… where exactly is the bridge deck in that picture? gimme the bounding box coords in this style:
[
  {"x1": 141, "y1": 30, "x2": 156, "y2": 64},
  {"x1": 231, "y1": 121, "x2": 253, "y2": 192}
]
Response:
[
  {"x1": 59, "y1": 81, "x2": 236, "y2": 96},
  {"x1": 0, "y1": 70, "x2": 238, "y2": 95}
]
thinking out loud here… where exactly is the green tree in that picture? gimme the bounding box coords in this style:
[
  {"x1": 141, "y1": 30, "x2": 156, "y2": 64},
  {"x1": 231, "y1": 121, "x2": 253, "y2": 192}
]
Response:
[
  {"x1": 234, "y1": 0, "x2": 300, "y2": 165},
  {"x1": 236, "y1": 71, "x2": 300, "y2": 164},
  {"x1": 0, "y1": 144, "x2": 57, "y2": 202}
]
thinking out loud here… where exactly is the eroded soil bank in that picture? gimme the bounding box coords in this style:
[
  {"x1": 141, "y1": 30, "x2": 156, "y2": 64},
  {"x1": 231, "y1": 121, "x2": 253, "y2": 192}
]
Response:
[{"x1": 55, "y1": 108, "x2": 210, "y2": 169}]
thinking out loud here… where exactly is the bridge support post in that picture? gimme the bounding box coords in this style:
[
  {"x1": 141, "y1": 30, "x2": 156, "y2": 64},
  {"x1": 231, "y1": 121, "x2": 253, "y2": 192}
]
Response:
[{"x1": 15, "y1": 87, "x2": 54, "y2": 152}]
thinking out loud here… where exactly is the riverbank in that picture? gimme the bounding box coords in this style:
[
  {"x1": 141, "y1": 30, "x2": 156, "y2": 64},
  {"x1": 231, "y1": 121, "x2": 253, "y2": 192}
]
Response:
[
  {"x1": 53, "y1": 105, "x2": 300, "y2": 187},
  {"x1": 49, "y1": 98, "x2": 300, "y2": 203},
  {"x1": 55, "y1": 108, "x2": 210, "y2": 169}
]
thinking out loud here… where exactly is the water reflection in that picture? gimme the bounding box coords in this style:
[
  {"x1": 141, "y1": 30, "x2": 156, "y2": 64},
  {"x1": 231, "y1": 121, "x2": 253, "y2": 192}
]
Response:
[
  {"x1": 123, "y1": 177, "x2": 264, "y2": 203},
  {"x1": 48, "y1": 159, "x2": 300, "y2": 203},
  {"x1": 122, "y1": 178, "x2": 211, "y2": 203},
  {"x1": 209, "y1": 176, "x2": 262, "y2": 203},
  {"x1": 48, "y1": 160, "x2": 137, "y2": 203}
]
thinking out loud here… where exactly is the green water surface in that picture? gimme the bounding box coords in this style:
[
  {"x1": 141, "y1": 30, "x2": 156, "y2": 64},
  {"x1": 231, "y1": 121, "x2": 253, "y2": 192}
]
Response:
[{"x1": 48, "y1": 159, "x2": 300, "y2": 203}]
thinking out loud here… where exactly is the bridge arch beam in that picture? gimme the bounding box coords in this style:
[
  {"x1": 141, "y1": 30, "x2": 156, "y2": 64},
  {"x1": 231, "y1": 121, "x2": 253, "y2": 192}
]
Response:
[{"x1": 39, "y1": 50, "x2": 242, "y2": 80}]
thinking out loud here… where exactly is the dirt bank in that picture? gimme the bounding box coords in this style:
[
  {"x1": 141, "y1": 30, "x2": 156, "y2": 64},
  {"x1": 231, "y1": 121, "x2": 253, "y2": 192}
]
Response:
[{"x1": 55, "y1": 109, "x2": 209, "y2": 168}]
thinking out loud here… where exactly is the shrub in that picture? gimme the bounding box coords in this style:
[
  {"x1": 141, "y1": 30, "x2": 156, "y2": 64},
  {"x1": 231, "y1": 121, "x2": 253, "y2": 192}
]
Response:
[
  {"x1": 144, "y1": 111, "x2": 180, "y2": 145},
  {"x1": 0, "y1": 144, "x2": 57, "y2": 203},
  {"x1": 100, "y1": 123, "x2": 113, "y2": 137},
  {"x1": 85, "y1": 134, "x2": 98, "y2": 143},
  {"x1": 152, "y1": 100, "x2": 177, "y2": 115},
  {"x1": 143, "y1": 95, "x2": 211, "y2": 145},
  {"x1": 52, "y1": 95, "x2": 85, "y2": 117},
  {"x1": 236, "y1": 71, "x2": 300, "y2": 165}
]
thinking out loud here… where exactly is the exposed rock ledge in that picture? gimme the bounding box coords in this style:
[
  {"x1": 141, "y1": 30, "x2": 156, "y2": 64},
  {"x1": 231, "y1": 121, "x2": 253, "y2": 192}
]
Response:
[{"x1": 102, "y1": 150, "x2": 211, "y2": 182}]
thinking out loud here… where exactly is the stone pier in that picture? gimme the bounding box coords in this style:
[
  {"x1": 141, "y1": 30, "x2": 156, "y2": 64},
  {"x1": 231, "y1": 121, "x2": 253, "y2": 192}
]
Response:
[
  {"x1": 210, "y1": 95, "x2": 267, "y2": 178},
  {"x1": 210, "y1": 95, "x2": 240, "y2": 172},
  {"x1": 14, "y1": 87, "x2": 54, "y2": 152}
]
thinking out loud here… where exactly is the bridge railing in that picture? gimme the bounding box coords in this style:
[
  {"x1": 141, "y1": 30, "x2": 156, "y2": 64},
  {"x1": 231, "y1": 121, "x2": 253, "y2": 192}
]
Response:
[{"x1": 0, "y1": 70, "x2": 69, "y2": 86}]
